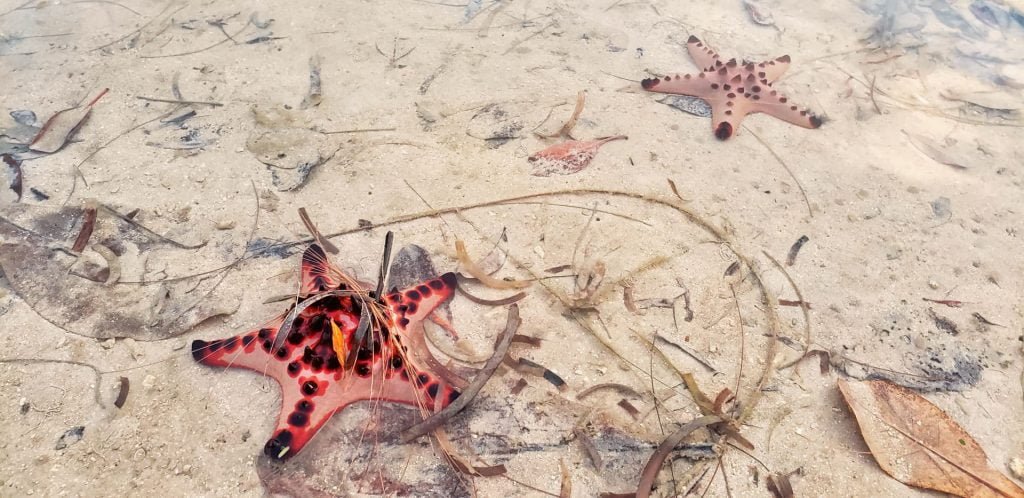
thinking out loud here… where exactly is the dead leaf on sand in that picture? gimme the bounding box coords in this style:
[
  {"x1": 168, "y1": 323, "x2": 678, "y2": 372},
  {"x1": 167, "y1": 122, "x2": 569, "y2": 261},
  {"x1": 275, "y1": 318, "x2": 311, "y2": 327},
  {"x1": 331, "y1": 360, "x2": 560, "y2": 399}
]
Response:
[
  {"x1": 528, "y1": 135, "x2": 627, "y2": 176},
  {"x1": 838, "y1": 379, "x2": 1024, "y2": 498},
  {"x1": 0, "y1": 204, "x2": 238, "y2": 340},
  {"x1": 941, "y1": 89, "x2": 1023, "y2": 113},
  {"x1": 29, "y1": 89, "x2": 109, "y2": 154},
  {"x1": 902, "y1": 130, "x2": 975, "y2": 170}
]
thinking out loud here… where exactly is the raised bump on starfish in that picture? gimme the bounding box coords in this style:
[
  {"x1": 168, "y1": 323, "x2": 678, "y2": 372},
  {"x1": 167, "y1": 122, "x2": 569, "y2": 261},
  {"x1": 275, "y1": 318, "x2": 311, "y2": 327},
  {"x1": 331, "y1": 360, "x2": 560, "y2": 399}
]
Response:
[
  {"x1": 191, "y1": 244, "x2": 464, "y2": 461},
  {"x1": 642, "y1": 35, "x2": 822, "y2": 140}
]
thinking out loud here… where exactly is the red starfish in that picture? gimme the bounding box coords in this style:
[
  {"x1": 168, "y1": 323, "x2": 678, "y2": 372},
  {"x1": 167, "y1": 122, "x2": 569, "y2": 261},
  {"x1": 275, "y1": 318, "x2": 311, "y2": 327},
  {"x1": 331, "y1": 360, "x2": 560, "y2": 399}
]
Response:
[
  {"x1": 641, "y1": 35, "x2": 822, "y2": 140},
  {"x1": 192, "y1": 244, "x2": 466, "y2": 461}
]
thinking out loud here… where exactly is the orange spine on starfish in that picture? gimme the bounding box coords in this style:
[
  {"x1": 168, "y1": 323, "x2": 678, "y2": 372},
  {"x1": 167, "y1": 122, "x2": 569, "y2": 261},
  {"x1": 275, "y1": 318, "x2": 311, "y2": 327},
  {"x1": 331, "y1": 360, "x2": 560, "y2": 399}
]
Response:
[
  {"x1": 191, "y1": 244, "x2": 465, "y2": 461},
  {"x1": 641, "y1": 35, "x2": 822, "y2": 140}
]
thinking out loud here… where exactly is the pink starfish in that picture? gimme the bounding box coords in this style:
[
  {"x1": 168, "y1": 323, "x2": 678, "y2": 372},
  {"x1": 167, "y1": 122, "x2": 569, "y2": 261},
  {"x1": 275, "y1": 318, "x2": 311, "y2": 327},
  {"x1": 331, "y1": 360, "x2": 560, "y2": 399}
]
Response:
[
  {"x1": 191, "y1": 244, "x2": 466, "y2": 461},
  {"x1": 641, "y1": 36, "x2": 823, "y2": 140}
]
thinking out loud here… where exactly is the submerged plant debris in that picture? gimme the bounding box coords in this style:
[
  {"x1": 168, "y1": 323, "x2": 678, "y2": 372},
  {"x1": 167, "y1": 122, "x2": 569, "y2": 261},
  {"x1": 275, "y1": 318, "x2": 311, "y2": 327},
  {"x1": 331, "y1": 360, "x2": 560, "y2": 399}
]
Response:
[{"x1": 2, "y1": 0, "x2": 1022, "y2": 496}]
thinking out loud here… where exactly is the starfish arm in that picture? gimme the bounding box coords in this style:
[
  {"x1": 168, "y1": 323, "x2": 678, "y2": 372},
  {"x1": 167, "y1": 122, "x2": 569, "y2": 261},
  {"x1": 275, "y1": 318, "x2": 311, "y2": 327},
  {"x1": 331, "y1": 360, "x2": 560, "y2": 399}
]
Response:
[
  {"x1": 346, "y1": 356, "x2": 463, "y2": 417},
  {"x1": 686, "y1": 35, "x2": 721, "y2": 71},
  {"x1": 641, "y1": 73, "x2": 714, "y2": 96},
  {"x1": 753, "y1": 55, "x2": 791, "y2": 83},
  {"x1": 194, "y1": 297, "x2": 367, "y2": 461},
  {"x1": 748, "y1": 91, "x2": 823, "y2": 130},
  {"x1": 384, "y1": 273, "x2": 468, "y2": 390},
  {"x1": 300, "y1": 244, "x2": 342, "y2": 294},
  {"x1": 384, "y1": 273, "x2": 458, "y2": 335},
  {"x1": 191, "y1": 314, "x2": 346, "y2": 461},
  {"x1": 711, "y1": 100, "x2": 746, "y2": 140},
  {"x1": 191, "y1": 317, "x2": 288, "y2": 375},
  {"x1": 262, "y1": 362, "x2": 351, "y2": 461}
]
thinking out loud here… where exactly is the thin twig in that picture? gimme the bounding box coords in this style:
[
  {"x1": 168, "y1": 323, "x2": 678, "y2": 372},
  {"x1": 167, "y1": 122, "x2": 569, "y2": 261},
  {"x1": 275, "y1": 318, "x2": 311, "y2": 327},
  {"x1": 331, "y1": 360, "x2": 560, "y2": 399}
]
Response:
[
  {"x1": 401, "y1": 304, "x2": 520, "y2": 442},
  {"x1": 65, "y1": 105, "x2": 186, "y2": 205},
  {"x1": 0, "y1": 358, "x2": 106, "y2": 408},
  {"x1": 869, "y1": 74, "x2": 882, "y2": 114},
  {"x1": 636, "y1": 415, "x2": 723, "y2": 498},
  {"x1": 136, "y1": 96, "x2": 223, "y2": 107},
  {"x1": 90, "y1": 3, "x2": 184, "y2": 52},
  {"x1": 71, "y1": 0, "x2": 141, "y2": 15},
  {"x1": 744, "y1": 126, "x2": 813, "y2": 217},
  {"x1": 502, "y1": 21, "x2": 555, "y2": 55},
  {"x1": 0, "y1": 0, "x2": 36, "y2": 18},
  {"x1": 317, "y1": 127, "x2": 396, "y2": 134},
  {"x1": 140, "y1": 24, "x2": 248, "y2": 58},
  {"x1": 656, "y1": 333, "x2": 720, "y2": 374},
  {"x1": 764, "y1": 252, "x2": 812, "y2": 369},
  {"x1": 99, "y1": 203, "x2": 205, "y2": 249}
]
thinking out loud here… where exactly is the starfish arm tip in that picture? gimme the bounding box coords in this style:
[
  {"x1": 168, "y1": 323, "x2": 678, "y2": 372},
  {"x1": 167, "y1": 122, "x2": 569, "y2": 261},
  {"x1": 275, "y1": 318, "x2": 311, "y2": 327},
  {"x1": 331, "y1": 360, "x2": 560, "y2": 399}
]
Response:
[{"x1": 714, "y1": 122, "x2": 734, "y2": 140}]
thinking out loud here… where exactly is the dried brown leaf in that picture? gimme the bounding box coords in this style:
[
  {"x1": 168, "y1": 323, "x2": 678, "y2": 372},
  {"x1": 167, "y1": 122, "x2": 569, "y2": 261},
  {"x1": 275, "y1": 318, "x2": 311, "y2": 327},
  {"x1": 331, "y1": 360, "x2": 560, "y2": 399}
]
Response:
[
  {"x1": 623, "y1": 285, "x2": 641, "y2": 314},
  {"x1": 838, "y1": 379, "x2": 1024, "y2": 497},
  {"x1": 30, "y1": 89, "x2": 109, "y2": 154},
  {"x1": 529, "y1": 135, "x2": 627, "y2": 177},
  {"x1": 903, "y1": 130, "x2": 973, "y2": 170},
  {"x1": 636, "y1": 415, "x2": 723, "y2": 498},
  {"x1": 766, "y1": 472, "x2": 794, "y2": 498},
  {"x1": 576, "y1": 382, "x2": 644, "y2": 401},
  {"x1": 71, "y1": 202, "x2": 98, "y2": 253},
  {"x1": 297, "y1": 207, "x2": 338, "y2": 254},
  {"x1": 573, "y1": 426, "x2": 603, "y2": 470},
  {"x1": 538, "y1": 90, "x2": 587, "y2": 139},
  {"x1": 114, "y1": 376, "x2": 130, "y2": 409},
  {"x1": 617, "y1": 399, "x2": 640, "y2": 419},
  {"x1": 510, "y1": 378, "x2": 528, "y2": 395},
  {"x1": 559, "y1": 458, "x2": 572, "y2": 498}
]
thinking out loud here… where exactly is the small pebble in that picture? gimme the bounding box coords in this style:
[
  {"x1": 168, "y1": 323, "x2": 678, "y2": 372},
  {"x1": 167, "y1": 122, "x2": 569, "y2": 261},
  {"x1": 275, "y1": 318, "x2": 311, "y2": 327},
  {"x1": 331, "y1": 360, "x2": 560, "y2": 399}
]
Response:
[
  {"x1": 930, "y1": 197, "x2": 951, "y2": 219},
  {"x1": 215, "y1": 220, "x2": 237, "y2": 230},
  {"x1": 55, "y1": 426, "x2": 85, "y2": 450}
]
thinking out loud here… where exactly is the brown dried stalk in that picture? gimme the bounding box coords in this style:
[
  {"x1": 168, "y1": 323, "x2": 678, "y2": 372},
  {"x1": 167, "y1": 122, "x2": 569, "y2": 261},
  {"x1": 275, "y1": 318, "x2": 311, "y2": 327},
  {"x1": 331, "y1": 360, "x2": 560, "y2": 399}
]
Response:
[
  {"x1": 298, "y1": 207, "x2": 339, "y2": 254},
  {"x1": 401, "y1": 304, "x2": 520, "y2": 442},
  {"x1": 456, "y1": 240, "x2": 531, "y2": 289},
  {"x1": 636, "y1": 415, "x2": 723, "y2": 498}
]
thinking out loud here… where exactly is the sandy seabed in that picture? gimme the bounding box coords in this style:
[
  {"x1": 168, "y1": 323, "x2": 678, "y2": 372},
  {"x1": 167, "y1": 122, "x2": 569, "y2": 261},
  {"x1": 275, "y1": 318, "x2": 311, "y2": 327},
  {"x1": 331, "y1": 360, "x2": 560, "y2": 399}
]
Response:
[{"x1": 1, "y1": 0, "x2": 1023, "y2": 496}]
